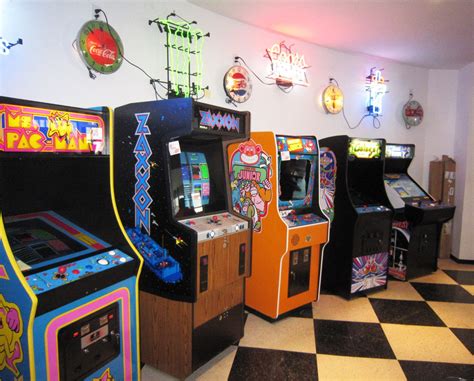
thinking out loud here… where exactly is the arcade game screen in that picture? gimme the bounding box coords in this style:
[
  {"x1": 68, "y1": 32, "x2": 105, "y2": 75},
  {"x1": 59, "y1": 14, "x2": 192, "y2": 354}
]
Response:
[
  {"x1": 6, "y1": 218, "x2": 87, "y2": 267},
  {"x1": 170, "y1": 146, "x2": 226, "y2": 218},
  {"x1": 384, "y1": 174, "x2": 427, "y2": 198},
  {"x1": 279, "y1": 159, "x2": 311, "y2": 202}
]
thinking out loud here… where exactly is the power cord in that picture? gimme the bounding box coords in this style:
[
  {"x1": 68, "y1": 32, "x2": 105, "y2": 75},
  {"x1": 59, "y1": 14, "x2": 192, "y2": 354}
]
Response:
[
  {"x1": 234, "y1": 56, "x2": 274, "y2": 86},
  {"x1": 330, "y1": 77, "x2": 381, "y2": 130}
]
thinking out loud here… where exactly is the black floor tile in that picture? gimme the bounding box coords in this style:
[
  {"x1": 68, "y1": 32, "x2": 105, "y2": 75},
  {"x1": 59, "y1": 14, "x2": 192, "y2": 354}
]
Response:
[
  {"x1": 229, "y1": 347, "x2": 317, "y2": 381},
  {"x1": 399, "y1": 360, "x2": 474, "y2": 381},
  {"x1": 444, "y1": 270, "x2": 474, "y2": 285},
  {"x1": 314, "y1": 320, "x2": 395, "y2": 359},
  {"x1": 369, "y1": 299, "x2": 445, "y2": 326},
  {"x1": 285, "y1": 303, "x2": 314, "y2": 319},
  {"x1": 451, "y1": 328, "x2": 474, "y2": 354},
  {"x1": 410, "y1": 283, "x2": 474, "y2": 303}
]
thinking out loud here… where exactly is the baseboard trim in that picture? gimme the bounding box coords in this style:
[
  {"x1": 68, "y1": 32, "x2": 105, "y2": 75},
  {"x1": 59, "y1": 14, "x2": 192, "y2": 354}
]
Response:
[{"x1": 449, "y1": 254, "x2": 474, "y2": 265}]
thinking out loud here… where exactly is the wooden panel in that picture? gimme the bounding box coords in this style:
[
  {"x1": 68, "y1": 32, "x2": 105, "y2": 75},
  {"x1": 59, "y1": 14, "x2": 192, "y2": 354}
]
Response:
[
  {"x1": 209, "y1": 236, "x2": 230, "y2": 290},
  {"x1": 194, "y1": 279, "x2": 244, "y2": 328},
  {"x1": 139, "y1": 291, "x2": 192, "y2": 379},
  {"x1": 197, "y1": 231, "x2": 251, "y2": 296}
]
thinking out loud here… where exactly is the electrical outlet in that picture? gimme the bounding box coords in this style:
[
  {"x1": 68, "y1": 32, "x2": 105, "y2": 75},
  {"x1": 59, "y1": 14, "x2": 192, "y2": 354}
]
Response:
[{"x1": 91, "y1": 3, "x2": 101, "y2": 17}]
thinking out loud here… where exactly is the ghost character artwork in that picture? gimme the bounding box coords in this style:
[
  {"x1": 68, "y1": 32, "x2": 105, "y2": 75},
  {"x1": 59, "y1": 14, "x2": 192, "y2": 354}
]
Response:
[
  {"x1": 0, "y1": 295, "x2": 23, "y2": 378},
  {"x1": 230, "y1": 140, "x2": 272, "y2": 232}
]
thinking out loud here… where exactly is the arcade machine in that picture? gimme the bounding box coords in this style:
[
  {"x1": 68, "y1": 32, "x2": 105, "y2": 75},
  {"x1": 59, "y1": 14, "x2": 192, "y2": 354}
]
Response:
[
  {"x1": 228, "y1": 133, "x2": 329, "y2": 320},
  {"x1": 0, "y1": 97, "x2": 142, "y2": 381},
  {"x1": 384, "y1": 143, "x2": 455, "y2": 280},
  {"x1": 319, "y1": 136, "x2": 392, "y2": 299},
  {"x1": 113, "y1": 98, "x2": 251, "y2": 379}
]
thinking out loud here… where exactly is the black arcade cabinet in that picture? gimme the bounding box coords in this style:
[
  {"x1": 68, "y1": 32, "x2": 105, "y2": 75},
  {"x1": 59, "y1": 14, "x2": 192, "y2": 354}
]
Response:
[
  {"x1": 113, "y1": 98, "x2": 251, "y2": 378},
  {"x1": 384, "y1": 143, "x2": 455, "y2": 280},
  {"x1": 319, "y1": 136, "x2": 392, "y2": 299}
]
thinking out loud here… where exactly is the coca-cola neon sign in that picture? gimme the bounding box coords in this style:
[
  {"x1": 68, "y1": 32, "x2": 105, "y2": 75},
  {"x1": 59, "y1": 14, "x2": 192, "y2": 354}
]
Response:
[
  {"x1": 265, "y1": 42, "x2": 309, "y2": 87},
  {"x1": 89, "y1": 45, "x2": 117, "y2": 62},
  {"x1": 86, "y1": 31, "x2": 118, "y2": 66},
  {"x1": 77, "y1": 20, "x2": 124, "y2": 75}
]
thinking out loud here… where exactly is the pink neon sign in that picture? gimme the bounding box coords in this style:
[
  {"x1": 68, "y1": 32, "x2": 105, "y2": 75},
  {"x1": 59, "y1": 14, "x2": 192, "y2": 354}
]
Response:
[{"x1": 265, "y1": 42, "x2": 309, "y2": 87}]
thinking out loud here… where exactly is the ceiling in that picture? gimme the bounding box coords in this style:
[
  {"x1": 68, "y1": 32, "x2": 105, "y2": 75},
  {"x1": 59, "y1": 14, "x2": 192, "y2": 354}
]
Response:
[{"x1": 190, "y1": 0, "x2": 474, "y2": 69}]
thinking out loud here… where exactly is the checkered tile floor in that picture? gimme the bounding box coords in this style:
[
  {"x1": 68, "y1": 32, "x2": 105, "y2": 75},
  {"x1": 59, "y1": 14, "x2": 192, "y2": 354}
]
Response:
[{"x1": 142, "y1": 258, "x2": 474, "y2": 380}]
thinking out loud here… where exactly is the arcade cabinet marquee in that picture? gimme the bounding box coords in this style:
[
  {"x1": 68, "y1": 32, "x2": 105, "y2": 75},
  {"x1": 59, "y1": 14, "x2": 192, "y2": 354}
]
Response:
[
  {"x1": 113, "y1": 98, "x2": 251, "y2": 379},
  {"x1": 0, "y1": 97, "x2": 142, "y2": 381}
]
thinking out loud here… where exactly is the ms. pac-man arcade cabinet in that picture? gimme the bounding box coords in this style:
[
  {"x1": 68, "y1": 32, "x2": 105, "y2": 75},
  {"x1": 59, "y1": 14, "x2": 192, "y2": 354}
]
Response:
[
  {"x1": 113, "y1": 98, "x2": 251, "y2": 378},
  {"x1": 229, "y1": 133, "x2": 329, "y2": 319},
  {"x1": 0, "y1": 97, "x2": 142, "y2": 381}
]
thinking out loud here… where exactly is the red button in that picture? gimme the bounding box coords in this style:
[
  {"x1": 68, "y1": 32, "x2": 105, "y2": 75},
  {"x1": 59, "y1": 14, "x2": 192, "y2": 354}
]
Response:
[
  {"x1": 58, "y1": 266, "x2": 67, "y2": 274},
  {"x1": 72, "y1": 269, "x2": 80, "y2": 274}
]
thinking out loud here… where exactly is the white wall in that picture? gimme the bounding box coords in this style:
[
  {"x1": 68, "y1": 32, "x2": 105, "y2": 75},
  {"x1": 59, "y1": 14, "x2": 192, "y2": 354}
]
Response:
[
  {"x1": 423, "y1": 70, "x2": 458, "y2": 187},
  {"x1": 0, "y1": 0, "x2": 430, "y2": 180},
  {"x1": 0, "y1": 0, "x2": 470, "y2": 258},
  {"x1": 452, "y1": 62, "x2": 474, "y2": 261}
]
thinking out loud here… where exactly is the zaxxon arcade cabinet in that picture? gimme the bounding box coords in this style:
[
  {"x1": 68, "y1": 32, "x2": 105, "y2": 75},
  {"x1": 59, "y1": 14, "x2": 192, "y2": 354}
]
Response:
[
  {"x1": 384, "y1": 143, "x2": 455, "y2": 280},
  {"x1": 228, "y1": 133, "x2": 329, "y2": 319},
  {"x1": 114, "y1": 98, "x2": 251, "y2": 379},
  {"x1": 0, "y1": 97, "x2": 141, "y2": 381},
  {"x1": 319, "y1": 136, "x2": 392, "y2": 299}
]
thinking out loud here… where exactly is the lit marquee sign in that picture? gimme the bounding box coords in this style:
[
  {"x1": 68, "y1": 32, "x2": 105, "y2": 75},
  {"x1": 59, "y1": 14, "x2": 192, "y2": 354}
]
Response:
[
  {"x1": 265, "y1": 42, "x2": 309, "y2": 87},
  {"x1": 348, "y1": 139, "x2": 382, "y2": 159},
  {"x1": 198, "y1": 109, "x2": 240, "y2": 133},
  {"x1": 366, "y1": 68, "x2": 388, "y2": 115}
]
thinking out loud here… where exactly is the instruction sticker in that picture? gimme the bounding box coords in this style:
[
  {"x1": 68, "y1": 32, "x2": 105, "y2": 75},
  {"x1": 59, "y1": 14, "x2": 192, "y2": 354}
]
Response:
[
  {"x1": 169, "y1": 141, "x2": 181, "y2": 156},
  {"x1": 281, "y1": 151, "x2": 290, "y2": 161},
  {"x1": 192, "y1": 192, "x2": 203, "y2": 213}
]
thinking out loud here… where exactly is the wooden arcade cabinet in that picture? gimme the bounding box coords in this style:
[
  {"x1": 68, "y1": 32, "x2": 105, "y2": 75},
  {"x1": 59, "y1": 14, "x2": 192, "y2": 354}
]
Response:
[
  {"x1": 113, "y1": 98, "x2": 251, "y2": 378},
  {"x1": 228, "y1": 132, "x2": 329, "y2": 319}
]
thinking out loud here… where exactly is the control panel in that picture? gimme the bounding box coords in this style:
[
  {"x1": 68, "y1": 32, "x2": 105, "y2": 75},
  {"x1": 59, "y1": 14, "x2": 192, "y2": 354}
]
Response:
[
  {"x1": 180, "y1": 212, "x2": 248, "y2": 242},
  {"x1": 355, "y1": 205, "x2": 391, "y2": 214},
  {"x1": 279, "y1": 211, "x2": 326, "y2": 227},
  {"x1": 24, "y1": 249, "x2": 134, "y2": 295},
  {"x1": 412, "y1": 200, "x2": 441, "y2": 208},
  {"x1": 59, "y1": 303, "x2": 120, "y2": 381}
]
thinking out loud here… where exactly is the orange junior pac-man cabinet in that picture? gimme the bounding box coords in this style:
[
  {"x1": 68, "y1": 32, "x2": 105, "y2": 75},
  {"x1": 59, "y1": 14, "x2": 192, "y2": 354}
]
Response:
[{"x1": 228, "y1": 132, "x2": 329, "y2": 319}]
